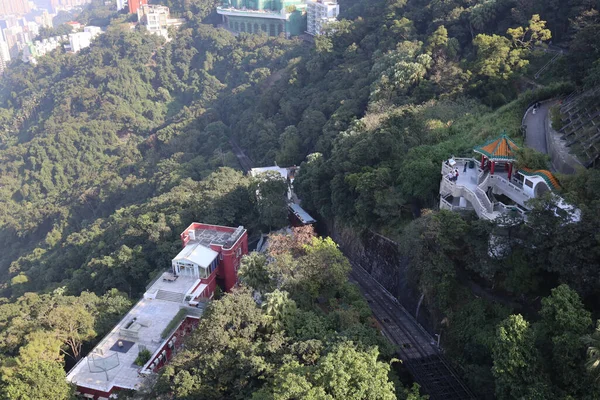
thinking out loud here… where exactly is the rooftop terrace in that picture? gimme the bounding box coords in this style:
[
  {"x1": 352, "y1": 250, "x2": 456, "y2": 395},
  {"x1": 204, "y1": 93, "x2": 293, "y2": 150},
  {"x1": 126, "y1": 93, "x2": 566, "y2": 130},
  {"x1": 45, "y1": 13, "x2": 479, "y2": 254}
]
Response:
[
  {"x1": 183, "y1": 223, "x2": 245, "y2": 250},
  {"x1": 66, "y1": 272, "x2": 203, "y2": 394}
]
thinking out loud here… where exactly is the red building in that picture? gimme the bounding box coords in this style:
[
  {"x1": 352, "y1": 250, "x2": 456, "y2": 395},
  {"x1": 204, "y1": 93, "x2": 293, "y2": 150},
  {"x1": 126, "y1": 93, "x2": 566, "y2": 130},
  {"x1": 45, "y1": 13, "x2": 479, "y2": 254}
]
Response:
[
  {"x1": 66, "y1": 223, "x2": 247, "y2": 399},
  {"x1": 175, "y1": 223, "x2": 248, "y2": 298},
  {"x1": 128, "y1": 0, "x2": 147, "y2": 14}
]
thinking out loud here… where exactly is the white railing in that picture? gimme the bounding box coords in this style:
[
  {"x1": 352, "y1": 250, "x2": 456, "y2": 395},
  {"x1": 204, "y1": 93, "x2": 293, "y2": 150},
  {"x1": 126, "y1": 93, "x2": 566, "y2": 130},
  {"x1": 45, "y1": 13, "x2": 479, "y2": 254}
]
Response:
[
  {"x1": 440, "y1": 196, "x2": 454, "y2": 210},
  {"x1": 495, "y1": 201, "x2": 527, "y2": 217},
  {"x1": 476, "y1": 174, "x2": 494, "y2": 213},
  {"x1": 476, "y1": 186, "x2": 493, "y2": 213},
  {"x1": 488, "y1": 175, "x2": 532, "y2": 206},
  {"x1": 440, "y1": 177, "x2": 494, "y2": 220}
]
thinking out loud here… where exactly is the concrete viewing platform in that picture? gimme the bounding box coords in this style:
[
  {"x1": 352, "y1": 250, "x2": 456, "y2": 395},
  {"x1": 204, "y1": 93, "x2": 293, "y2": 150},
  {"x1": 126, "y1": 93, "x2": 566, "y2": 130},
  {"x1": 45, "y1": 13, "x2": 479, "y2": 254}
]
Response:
[{"x1": 66, "y1": 272, "x2": 203, "y2": 396}]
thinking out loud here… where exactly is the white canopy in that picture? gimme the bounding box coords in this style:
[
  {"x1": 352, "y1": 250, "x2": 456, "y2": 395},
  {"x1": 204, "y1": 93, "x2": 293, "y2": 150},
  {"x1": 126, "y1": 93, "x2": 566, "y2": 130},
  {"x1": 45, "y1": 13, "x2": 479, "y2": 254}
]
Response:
[{"x1": 172, "y1": 243, "x2": 218, "y2": 268}]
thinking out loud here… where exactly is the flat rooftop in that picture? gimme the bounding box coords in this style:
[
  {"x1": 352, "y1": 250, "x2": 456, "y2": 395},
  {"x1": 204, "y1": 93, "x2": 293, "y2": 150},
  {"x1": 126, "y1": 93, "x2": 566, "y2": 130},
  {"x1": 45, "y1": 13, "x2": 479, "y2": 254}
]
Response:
[
  {"x1": 190, "y1": 228, "x2": 236, "y2": 247},
  {"x1": 66, "y1": 273, "x2": 202, "y2": 394},
  {"x1": 289, "y1": 203, "x2": 316, "y2": 224}
]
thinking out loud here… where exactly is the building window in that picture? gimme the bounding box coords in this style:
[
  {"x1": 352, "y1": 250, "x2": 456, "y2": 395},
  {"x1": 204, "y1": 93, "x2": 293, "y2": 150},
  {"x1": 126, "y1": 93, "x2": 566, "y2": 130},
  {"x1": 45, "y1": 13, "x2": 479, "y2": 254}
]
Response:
[
  {"x1": 247, "y1": 23, "x2": 252, "y2": 33},
  {"x1": 229, "y1": 21, "x2": 234, "y2": 29},
  {"x1": 269, "y1": 23, "x2": 275, "y2": 36},
  {"x1": 278, "y1": 24, "x2": 283, "y2": 35},
  {"x1": 234, "y1": 22, "x2": 239, "y2": 31},
  {"x1": 240, "y1": 22, "x2": 246, "y2": 32},
  {"x1": 254, "y1": 23, "x2": 259, "y2": 33},
  {"x1": 261, "y1": 24, "x2": 267, "y2": 32}
]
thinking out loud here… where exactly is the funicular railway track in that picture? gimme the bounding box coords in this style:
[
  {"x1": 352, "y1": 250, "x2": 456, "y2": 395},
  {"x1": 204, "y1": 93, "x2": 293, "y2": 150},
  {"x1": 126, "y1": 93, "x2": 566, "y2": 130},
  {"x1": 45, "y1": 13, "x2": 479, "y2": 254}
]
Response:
[{"x1": 350, "y1": 265, "x2": 476, "y2": 400}]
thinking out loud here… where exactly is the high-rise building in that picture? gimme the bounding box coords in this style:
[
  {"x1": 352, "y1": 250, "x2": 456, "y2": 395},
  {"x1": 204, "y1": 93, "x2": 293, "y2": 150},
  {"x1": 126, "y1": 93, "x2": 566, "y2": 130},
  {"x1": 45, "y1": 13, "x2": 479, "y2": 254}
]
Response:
[
  {"x1": 35, "y1": 10, "x2": 54, "y2": 28},
  {"x1": 0, "y1": 39, "x2": 10, "y2": 74},
  {"x1": 137, "y1": 4, "x2": 168, "y2": 38},
  {"x1": 306, "y1": 0, "x2": 338, "y2": 35},
  {"x1": 0, "y1": 0, "x2": 30, "y2": 17},
  {"x1": 128, "y1": 0, "x2": 146, "y2": 15},
  {"x1": 216, "y1": 0, "x2": 307, "y2": 38}
]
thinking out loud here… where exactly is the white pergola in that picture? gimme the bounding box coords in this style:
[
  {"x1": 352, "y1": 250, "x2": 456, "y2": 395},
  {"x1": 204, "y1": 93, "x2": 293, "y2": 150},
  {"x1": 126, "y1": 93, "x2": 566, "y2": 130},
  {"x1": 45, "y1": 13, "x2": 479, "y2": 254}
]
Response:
[{"x1": 171, "y1": 243, "x2": 219, "y2": 279}]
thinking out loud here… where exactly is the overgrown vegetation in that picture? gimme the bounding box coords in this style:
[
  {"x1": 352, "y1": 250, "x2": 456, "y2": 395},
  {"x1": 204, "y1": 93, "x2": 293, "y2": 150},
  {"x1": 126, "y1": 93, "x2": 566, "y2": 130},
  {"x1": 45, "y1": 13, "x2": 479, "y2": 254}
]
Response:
[
  {"x1": 135, "y1": 348, "x2": 152, "y2": 366},
  {"x1": 0, "y1": 0, "x2": 599, "y2": 398},
  {"x1": 161, "y1": 309, "x2": 189, "y2": 339},
  {"x1": 154, "y1": 227, "x2": 421, "y2": 399}
]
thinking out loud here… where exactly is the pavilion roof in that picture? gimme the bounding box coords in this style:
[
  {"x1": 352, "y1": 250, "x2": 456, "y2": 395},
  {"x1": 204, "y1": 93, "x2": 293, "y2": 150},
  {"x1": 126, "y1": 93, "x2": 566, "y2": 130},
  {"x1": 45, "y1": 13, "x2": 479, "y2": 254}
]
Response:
[
  {"x1": 473, "y1": 133, "x2": 520, "y2": 161},
  {"x1": 519, "y1": 168, "x2": 561, "y2": 191}
]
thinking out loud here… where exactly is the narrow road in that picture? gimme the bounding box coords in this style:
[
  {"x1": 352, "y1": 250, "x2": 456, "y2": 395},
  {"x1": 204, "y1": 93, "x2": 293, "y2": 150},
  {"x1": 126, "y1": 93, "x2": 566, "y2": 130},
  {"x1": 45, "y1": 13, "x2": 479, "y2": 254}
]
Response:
[
  {"x1": 229, "y1": 138, "x2": 254, "y2": 173},
  {"x1": 523, "y1": 102, "x2": 553, "y2": 154},
  {"x1": 350, "y1": 265, "x2": 476, "y2": 400}
]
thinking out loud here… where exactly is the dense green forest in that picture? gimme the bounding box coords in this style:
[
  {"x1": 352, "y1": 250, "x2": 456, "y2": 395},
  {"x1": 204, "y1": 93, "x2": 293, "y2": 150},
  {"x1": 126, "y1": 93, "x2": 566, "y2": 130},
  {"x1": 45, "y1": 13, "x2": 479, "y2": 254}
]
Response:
[{"x1": 0, "y1": 0, "x2": 599, "y2": 398}]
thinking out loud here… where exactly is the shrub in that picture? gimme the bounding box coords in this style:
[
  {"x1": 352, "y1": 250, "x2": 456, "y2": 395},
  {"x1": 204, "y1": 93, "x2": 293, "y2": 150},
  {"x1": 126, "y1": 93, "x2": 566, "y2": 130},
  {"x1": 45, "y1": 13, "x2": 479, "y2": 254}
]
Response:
[
  {"x1": 550, "y1": 105, "x2": 565, "y2": 130},
  {"x1": 135, "y1": 348, "x2": 151, "y2": 366}
]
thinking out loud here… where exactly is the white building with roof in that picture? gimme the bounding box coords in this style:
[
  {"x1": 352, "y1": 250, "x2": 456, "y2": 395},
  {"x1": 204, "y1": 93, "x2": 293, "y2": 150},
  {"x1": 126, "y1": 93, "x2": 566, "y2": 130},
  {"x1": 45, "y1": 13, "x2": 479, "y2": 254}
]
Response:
[{"x1": 172, "y1": 242, "x2": 220, "y2": 279}]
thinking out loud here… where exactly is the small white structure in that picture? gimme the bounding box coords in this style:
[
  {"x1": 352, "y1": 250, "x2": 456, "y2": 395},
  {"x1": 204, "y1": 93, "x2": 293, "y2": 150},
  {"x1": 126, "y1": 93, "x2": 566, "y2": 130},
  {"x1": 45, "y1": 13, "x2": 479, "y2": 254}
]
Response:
[
  {"x1": 84, "y1": 25, "x2": 102, "y2": 38},
  {"x1": 116, "y1": 0, "x2": 127, "y2": 11},
  {"x1": 68, "y1": 27, "x2": 101, "y2": 53},
  {"x1": 250, "y1": 166, "x2": 289, "y2": 181},
  {"x1": 306, "y1": 0, "x2": 339, "y2": 35},
  {"x1": 68, "y1": 31, "x2": 92, "y2": 52},
  {"x1": 171, "y1": 243, "x2": 219, "y2": 279}
]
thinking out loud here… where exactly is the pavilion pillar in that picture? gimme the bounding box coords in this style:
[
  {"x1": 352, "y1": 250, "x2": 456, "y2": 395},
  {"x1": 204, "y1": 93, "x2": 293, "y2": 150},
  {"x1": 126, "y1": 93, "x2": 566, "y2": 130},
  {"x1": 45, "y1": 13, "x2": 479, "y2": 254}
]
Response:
[
  {"x1": 508, "y1": 162, "x2": 513, "y2": 180},
  {"x1": 490, "y1": 161, "x2": 495, "y2": 175},
  {"x1": 480, "y1": 155, "x2": 485, "y2": 169}
]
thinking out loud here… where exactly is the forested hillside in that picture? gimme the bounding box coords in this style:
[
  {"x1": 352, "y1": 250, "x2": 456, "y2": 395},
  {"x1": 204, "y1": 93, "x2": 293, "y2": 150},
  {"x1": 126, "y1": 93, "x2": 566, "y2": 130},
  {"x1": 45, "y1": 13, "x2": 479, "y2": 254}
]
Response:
[{"x1": 0, "y1": 0, "x2": 599, "y2": 398}]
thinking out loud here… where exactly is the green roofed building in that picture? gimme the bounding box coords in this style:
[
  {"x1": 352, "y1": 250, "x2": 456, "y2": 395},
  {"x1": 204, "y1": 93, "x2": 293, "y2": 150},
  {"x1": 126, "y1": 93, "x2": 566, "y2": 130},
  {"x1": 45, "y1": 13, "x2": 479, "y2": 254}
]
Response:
[{"x1": 217, "y1": 0, "x2": 307, "y2": 38}]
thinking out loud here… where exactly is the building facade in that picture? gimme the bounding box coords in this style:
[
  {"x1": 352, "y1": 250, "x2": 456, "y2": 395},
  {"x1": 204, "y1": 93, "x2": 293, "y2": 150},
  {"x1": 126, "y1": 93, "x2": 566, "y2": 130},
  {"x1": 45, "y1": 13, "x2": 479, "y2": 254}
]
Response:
[
  {"x1": 67, "y1": 222, "x2": 248, "y2": 399},
  {"x1": 0, "y1": 39, "x2": 10, "y2": 73},
  {"x1": 217, "y1": 0, "x2": 307, "y2": 37},
  {"x1": 128, "y1": 0, "x2": 147, "y2": 14},
  {"x1": 138, "y1": 4, "x2": 169, "y2": 38},
  {"x1": 179, "y1": 222, "x2": 248, "y2": 296},
  {"x1": 0, "y1": 0, "x2": 30, "y2": 17},
  {"x1": 306, "y1": 0, "x2": 338, "y2": 35}
]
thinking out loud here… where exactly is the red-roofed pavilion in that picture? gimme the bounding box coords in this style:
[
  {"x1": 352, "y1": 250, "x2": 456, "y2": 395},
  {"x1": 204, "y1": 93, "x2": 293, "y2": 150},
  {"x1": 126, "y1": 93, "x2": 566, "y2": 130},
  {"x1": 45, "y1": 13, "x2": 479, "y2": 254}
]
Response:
[{"x1": 473, "y1": 133, "x2": 520, "y2": 179}]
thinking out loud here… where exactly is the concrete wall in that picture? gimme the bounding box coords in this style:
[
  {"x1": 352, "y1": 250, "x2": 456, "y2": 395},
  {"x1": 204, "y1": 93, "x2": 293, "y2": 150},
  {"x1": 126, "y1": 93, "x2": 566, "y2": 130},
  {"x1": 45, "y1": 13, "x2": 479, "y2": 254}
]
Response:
[
  {"x1": 545, "y1": 105, "x2": 583, "y2": 174},
  {"x1": 328, "y1": 221, "x2": 435, "y2": 332}
]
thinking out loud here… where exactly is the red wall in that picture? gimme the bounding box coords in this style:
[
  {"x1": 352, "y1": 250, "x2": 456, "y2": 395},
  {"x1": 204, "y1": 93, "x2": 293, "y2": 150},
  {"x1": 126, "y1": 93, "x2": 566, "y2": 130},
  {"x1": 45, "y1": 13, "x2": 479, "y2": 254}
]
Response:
[
  {"x1": 213, "y1": 230, "x2": 248, "y2": 292},
  {"x1": 180, "y1": 223, "x2": 248, "y2": 293},
  {"x1": 128, "y1": 0, "x2": 147, "y2": 14},
  {"x1": 76, "y1": 386, "x2": 121, "y2": 400},
  {"x1": 147, "y1": 317, "x2": 199, "y2": 372}
]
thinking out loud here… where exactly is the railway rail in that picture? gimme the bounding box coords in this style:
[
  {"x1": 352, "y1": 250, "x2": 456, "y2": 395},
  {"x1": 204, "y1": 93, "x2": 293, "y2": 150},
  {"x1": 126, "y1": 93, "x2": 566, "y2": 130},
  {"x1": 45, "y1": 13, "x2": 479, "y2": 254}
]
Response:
[{"x1": 350, "y1": 265, "x2": 476, "y2": 400}]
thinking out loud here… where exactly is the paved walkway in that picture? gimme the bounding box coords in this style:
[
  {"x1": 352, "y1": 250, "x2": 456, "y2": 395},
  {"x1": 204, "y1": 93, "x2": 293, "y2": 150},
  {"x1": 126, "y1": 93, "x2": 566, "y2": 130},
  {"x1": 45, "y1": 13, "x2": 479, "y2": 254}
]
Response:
[
  {"x1": 523, "y1": 100, "x2": 582, "y2": 174},
  {"x1": 524, "y1": 102, "x2": 553, "y2": 154}
]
